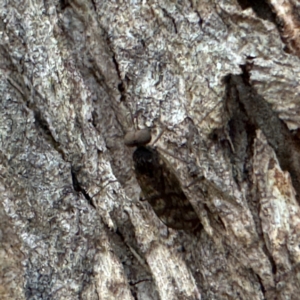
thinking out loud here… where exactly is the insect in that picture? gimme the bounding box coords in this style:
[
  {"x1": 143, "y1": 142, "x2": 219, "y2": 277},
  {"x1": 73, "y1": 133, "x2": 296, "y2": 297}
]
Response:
[{"x1": 124, "y1": 127, "x2": 200, "y2": 230}]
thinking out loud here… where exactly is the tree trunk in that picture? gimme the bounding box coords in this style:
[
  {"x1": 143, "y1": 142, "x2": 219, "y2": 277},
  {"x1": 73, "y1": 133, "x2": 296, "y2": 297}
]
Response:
[{"x1": 1, "y1": 0, "x2": 300, "y2": 299}]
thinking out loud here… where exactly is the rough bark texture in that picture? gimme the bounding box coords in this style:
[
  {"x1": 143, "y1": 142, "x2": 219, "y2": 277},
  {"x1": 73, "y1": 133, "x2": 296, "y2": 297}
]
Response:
[{"x1": 1, "y1": 0, "x2": 300, "y2": 299}]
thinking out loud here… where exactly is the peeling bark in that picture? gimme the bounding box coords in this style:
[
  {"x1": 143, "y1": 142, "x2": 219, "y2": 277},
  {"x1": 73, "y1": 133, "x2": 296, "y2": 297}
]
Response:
[{"x1": 1, "y1": 0, "x2": 300, "y2": 299}]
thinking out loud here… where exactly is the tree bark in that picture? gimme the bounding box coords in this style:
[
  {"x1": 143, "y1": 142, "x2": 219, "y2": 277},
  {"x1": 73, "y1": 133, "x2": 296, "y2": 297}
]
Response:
[{"x1": 1, "y1": 0, "x2": 300, "y2": 299}]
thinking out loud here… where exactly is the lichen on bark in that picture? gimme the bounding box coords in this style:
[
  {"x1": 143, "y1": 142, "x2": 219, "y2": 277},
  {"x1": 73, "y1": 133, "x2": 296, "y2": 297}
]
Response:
[{"x1": 1, "y1": 0, "x2": 300, "y2": 299}]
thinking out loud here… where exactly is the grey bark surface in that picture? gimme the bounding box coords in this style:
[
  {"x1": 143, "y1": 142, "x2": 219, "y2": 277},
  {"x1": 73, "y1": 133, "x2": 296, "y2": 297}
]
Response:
[{"x1": 1, "y1": 0, "x2": 300, "y2": 299}]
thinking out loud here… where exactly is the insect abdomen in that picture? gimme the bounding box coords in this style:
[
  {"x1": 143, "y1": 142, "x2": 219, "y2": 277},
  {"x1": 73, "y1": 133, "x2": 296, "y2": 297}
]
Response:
[{"x1": 133, "y1": 146, "x2": 200, "y2": 230}]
